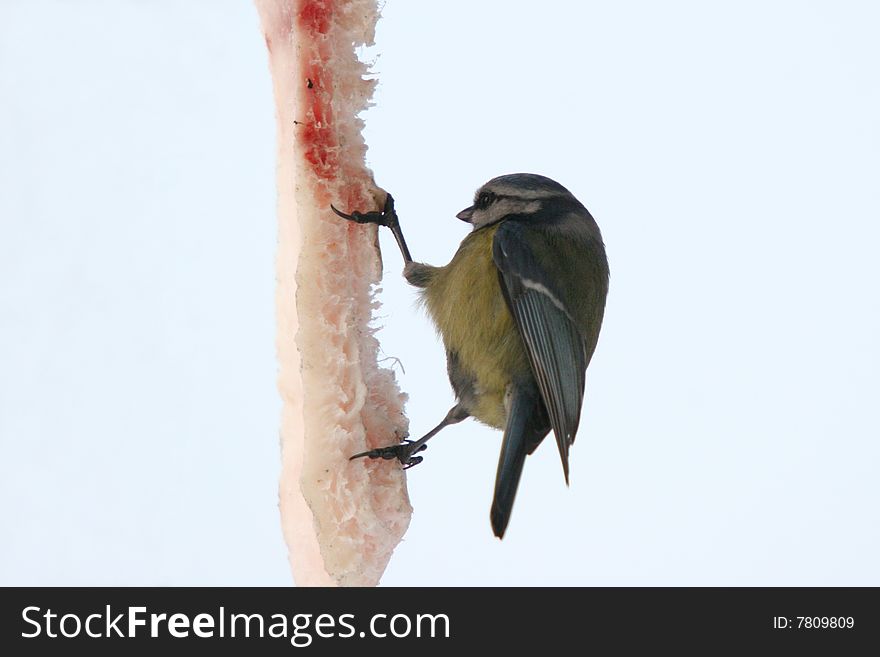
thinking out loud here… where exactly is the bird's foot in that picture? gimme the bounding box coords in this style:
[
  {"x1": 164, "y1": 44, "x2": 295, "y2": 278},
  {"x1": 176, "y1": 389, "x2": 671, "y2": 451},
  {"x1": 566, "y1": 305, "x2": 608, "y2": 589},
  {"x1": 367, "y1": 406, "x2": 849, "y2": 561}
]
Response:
[
  {"x1": 331, "y1": 193, "x2": 398, "y2": 228},
  {"x1": 349, "y1": 439, "x2": 427, "y2": 470}
]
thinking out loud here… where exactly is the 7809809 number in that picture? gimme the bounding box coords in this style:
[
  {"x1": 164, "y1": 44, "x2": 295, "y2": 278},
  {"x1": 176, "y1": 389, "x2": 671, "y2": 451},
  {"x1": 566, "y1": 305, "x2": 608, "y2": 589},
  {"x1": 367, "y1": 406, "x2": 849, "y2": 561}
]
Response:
[{"x1": 797, "y1": 617, "x2": 854, "y2": 629}]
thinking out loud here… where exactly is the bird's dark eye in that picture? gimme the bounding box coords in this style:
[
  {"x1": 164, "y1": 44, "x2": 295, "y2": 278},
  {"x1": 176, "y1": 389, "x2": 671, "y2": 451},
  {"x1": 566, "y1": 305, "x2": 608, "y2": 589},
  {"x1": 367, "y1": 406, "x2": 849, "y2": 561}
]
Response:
[{"x1": 477, "y1": 192, "x2": 496, "y2": 208}]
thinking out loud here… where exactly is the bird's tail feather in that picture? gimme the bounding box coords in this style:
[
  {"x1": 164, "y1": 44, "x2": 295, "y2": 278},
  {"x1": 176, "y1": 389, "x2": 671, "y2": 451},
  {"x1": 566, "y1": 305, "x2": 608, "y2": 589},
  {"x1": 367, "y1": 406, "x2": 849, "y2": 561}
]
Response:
[{"x1": 491, "y1": 388, "x2": 548, "y2": 539}]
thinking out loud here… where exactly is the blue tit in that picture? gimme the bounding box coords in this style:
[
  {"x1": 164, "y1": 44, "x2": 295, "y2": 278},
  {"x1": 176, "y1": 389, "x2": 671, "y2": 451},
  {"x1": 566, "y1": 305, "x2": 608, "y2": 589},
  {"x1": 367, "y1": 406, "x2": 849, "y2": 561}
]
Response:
[{"x1": 332, "y1": 173, "x2": 609, "y2": 538}]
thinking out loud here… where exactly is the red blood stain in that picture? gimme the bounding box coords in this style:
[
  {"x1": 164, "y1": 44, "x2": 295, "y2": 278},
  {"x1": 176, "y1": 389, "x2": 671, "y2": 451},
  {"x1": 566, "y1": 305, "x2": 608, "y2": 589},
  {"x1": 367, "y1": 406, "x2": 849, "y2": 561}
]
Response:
[
  {"x1": 298, "y1": 0, "x2": 332, "y2": 34},
  {"x1": 296, "y1": 0, "x2": 376, "y2": 213},
  {"x1": 298, "y1": 0, "x2": 339, "y2": 183}
]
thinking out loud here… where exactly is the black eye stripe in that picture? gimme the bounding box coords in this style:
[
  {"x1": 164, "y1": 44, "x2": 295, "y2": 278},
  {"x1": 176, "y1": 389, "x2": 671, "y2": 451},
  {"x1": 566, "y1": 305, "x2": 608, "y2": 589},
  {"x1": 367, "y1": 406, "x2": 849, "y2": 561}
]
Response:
[{"x1": 476, "y1": 192, "x2": 503, "y2": 208}]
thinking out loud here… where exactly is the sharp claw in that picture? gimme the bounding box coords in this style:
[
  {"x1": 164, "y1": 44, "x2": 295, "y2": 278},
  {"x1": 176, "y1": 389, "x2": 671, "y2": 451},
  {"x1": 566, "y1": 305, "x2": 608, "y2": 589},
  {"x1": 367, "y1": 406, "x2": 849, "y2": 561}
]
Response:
[
  {"x1": 330, "y1": 203, "x2": 375, "y2": 224},
  {"x1": 330, "y1": 204, "x2": 355, "y2": 221},
  {"x1": 348, "y1": 438, "x2": 426, "y2": 468},
  {"x1": 349, "y1": 445, "x2": 400, "y2": 461},
  {"x1": 330, "y1": 194, "x2": 397, "y2": 228},
  {"x1": 331, "y1": 204, "x2": 374, "y2": 224}
]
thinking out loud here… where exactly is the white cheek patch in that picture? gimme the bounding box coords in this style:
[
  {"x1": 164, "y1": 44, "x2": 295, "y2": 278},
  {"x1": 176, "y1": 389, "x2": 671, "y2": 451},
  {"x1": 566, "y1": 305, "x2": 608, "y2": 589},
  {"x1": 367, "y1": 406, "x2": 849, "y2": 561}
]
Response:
[
  {"x1": 515, "y1": 200, "x2": 542, "y2": 215},
  {"x1": 472, "y1": 199, "x2": 541, "y2": 228}
]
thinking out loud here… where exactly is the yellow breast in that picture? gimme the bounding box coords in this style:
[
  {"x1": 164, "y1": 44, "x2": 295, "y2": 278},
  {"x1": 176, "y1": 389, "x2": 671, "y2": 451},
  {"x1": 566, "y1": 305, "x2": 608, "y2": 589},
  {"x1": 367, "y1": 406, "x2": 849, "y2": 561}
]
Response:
[{"x1": 421, "y1": 225, "x2": 529, "y2": 428}]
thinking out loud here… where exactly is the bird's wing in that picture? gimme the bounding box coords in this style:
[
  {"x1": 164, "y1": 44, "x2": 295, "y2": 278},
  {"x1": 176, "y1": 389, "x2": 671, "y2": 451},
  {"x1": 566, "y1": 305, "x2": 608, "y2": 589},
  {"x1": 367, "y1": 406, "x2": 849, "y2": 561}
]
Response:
[{"x1": 492, "y1": 221, "x2": 587, "y2": 482}]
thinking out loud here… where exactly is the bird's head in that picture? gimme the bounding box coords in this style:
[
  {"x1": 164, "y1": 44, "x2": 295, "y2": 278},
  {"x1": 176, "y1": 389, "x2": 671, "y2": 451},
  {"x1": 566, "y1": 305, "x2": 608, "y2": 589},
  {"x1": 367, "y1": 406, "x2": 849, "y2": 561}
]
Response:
[{"x1": 456, "y1": 173, "x2": 576, "y2": 229}]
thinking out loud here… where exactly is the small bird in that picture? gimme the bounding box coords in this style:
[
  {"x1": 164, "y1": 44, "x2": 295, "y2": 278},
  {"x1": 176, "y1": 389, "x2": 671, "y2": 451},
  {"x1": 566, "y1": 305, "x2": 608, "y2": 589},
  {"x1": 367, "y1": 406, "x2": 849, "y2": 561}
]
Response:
[{"x1": 332, "y1": 173, "x2": 609, "y2": 538}]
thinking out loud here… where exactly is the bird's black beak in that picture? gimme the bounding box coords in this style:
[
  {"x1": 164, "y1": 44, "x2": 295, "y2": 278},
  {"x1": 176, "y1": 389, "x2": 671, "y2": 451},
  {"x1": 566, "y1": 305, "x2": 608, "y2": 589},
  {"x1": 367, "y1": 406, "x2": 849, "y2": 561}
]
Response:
[{"x1": 456, "y1": 206, "x2": 474, "y2": 223}]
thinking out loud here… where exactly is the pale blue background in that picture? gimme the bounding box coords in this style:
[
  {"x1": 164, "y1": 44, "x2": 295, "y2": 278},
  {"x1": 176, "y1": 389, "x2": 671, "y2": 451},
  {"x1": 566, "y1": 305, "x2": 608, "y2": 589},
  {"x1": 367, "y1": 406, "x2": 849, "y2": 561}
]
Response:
[{"x1": 2, "y1": 1, "x2": 878, "y2": 585}]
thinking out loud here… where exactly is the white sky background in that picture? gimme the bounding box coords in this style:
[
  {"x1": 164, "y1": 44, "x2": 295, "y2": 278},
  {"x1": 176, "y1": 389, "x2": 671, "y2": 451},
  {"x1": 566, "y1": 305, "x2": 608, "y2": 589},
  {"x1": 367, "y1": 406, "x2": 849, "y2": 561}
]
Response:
[{"x1": 1, "y1": 0, "x2": 879, "y2": 586}]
